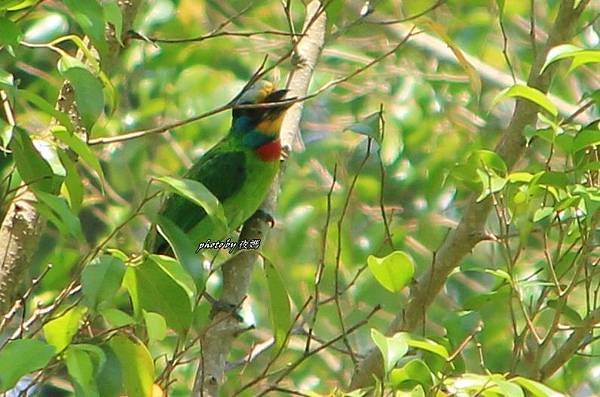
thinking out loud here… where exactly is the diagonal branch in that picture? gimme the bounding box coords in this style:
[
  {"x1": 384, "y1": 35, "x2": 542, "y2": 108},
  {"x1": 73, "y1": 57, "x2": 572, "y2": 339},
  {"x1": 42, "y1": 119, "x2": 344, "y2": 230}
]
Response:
[
  {"x1": 350, "y1": 0, "x2": 591, "y2": 389},
  {"x1": 192, "y1": 2, "x2": 327, "y2": 395},
  {"x1": 0, "y1": 0, "x2": 144, "y2": 316}
]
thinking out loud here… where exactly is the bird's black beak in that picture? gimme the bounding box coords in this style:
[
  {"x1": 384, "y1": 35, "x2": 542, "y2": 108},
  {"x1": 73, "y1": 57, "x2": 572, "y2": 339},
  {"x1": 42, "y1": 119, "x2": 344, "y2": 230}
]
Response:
[
  {"x1": 264, "y1": 89, "x2": 296, "y2": 114},
  {"x1": 265, "y1": 89, "x2": 289, "y2": 103}
]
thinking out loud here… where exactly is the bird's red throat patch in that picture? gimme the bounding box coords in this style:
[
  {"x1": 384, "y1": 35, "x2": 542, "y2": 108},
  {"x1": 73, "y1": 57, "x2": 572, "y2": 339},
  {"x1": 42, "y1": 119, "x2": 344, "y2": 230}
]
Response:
[{"x1": 255, "y1": 139, "x2": 281, "y2": 162}]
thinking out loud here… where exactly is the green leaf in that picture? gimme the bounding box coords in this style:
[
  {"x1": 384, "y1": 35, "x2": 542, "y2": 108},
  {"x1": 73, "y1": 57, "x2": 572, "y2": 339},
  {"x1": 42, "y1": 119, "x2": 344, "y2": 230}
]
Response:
[
  {"x1": 367, "y1": 251, "x2": 415, "y2": 293},
  {"x1": 63, "y1": 0, "x2": 107, "y2": 56},
  {"x1": 390, "y1": 359, "x2": 433, "y2": 390},
  {"x1": 58, "y1": 149, "x2": 84, "y2": 212},
  {"x1": 569, "y1": 50, "x2": 600, "y2": 72},
  {"x1": 476, "y1": 169, "x2": 507, "y2": 202},
  {"x1": 156, "y1": 215, "x2": 204, "y2": 281},
  {"x1": 103, "y1": 0, "x2": 123, "y2": 45},
  {"x1": 572, "y1": 127, "x2": 600, "y2": 153},
  {"x1": 100, "y1": 308, "x2": 136, "y2": 327},
  {"x1": 96, "y1": 346, "x2": 122, "y2": 397},
  {"x1": 508, "y1": 172, "x2": 534, "y2": 183},
  {"x1": 51, "y1": 126, "x2": 105, "y2": 185},
  {"x1": 109, "y1": 334, "x2": 154, "y2": 397},
  {"x1": 537, "y1": 171, "x2": 569, "y2": 189},
  {"x1": 472, "y1": 150, "x2": 507, "y2": 176},
  {"x1": 65, "y1": 347, "x2": 99, "y2": 397},
  {"x1": 511, "y1": 377, "x2": 564, "y2": 397},
  {"x1": 17, "y1": 89, "x2": 74, "y2": 131},
  {"x1": 492, "y1": 84, "x2": 558, "y2": 117},
  {"x1": 371, "y1": 329, "x2": 408, "y2": 373},
  {"x1": 0, "y1": 118, "x2": 13, "y2": 149},
  {"x1": 345, "y1": 111, "x2": 383, "y2": 144},
  {"x1": 11, "y1": 129, "x2": 60, "y2": 193},
  {"x1": 81, "y1": 255, "x2": 126, "y2": 310},
  {"x1": 533, "y1": 207, "x2": 554, "y2": 222},
  {"x1": 70, "y1": 344, "x2": 107, "y2": 373},
  {"x1": 264, "y1": 257, "x2": 291, "y2": 350},
  {"x1": 34, "y1": 190, "x2": 83, "y2": 238},
  {"x1": 143, "y1": 311, "x2": 167, "y2": 342},
  {"x1": 156, "y1": 176, "x2": 228, "y2": 233},
  {"x1": 398, "y1": 333, "x2": 449, "y2": 359},
  {"x1": 0, "y1": 339, "x2": 56, "y2": 391},
  {"x1": 541, "y1": 44, "x2": 582, "y2": 72},
  {"x1": 494, "y1": 379, "x2": 524, "y2": 397},
  {"x1": 123, "y1": 255, "x2": 195, "y2": 332},
  {"x1": 0, "y1": 16, "x2": 22, "y2": 47},
  {"x1": 43, "y1": 305, "x2": 87, "y2": 351},
  {"x1": 59, "y1": 66, "x2": 105, "y2": 129}
]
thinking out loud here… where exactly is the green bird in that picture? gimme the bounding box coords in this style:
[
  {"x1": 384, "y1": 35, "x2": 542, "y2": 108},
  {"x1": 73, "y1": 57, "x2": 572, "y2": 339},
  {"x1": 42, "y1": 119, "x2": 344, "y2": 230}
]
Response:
[{"x1": 148, "y1": 81, "x2": 292, "y2": 255}]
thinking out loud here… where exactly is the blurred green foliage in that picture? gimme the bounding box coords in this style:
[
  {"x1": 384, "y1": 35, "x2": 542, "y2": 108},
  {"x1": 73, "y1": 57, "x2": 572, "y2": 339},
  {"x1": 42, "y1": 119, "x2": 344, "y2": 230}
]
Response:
[{"x1": 0, "y1": 0, "x2": 599, "y2": 396}]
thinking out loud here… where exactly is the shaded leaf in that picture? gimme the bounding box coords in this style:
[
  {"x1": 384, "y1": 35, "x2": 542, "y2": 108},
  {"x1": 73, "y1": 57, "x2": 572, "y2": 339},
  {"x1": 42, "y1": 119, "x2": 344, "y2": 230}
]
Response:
[
  {"x1": 123, "y1": 255, "x2": 195, "y2": 332},
  {"x1": 264, "y1": 257, "x2": 291, "y2": 350},
  {"x1": 156, "y1": 176, "x2": 228, "y2": 232},
  {"x1": 0, "y1": 340, "x2": 56, "y2": 391},
  {"x1": 65, "y1": 347, "x2": 99, "y2": 397},
  {"x1": 81, "y1": 255, "x2": 126, "y2": 310}
]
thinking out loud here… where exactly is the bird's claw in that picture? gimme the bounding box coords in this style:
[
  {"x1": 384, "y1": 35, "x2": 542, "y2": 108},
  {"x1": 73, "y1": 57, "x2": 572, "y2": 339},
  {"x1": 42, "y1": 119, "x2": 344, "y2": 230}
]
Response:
[
  {"x1": 280, "y1": 145, "x2": 291, "y2": 162},
  {"x1": 209, "y1": 299, "x2": 244, "y2": 322},
  {"x1": 254, "y1": 209, "x2": 275, "y2": 228}
]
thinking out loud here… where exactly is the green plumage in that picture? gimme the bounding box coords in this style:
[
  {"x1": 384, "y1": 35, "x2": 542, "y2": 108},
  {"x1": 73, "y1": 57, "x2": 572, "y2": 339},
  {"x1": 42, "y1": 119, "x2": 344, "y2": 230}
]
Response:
[{"x1": 147, "y1": 81, "x2": 290, "y2": 255}]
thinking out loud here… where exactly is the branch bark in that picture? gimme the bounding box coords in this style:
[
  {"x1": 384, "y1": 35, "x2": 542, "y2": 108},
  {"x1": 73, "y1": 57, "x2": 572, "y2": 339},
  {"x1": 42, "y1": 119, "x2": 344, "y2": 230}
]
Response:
[
  {"x1": 192, "y1": 2, "x2": 326, "y2": 395},
  {"x1": 0, "y1": 0, "x2": 143, "y2": 315},
  {"x1": 350, "y1": 0, "x2": 590, "y2": 389}
]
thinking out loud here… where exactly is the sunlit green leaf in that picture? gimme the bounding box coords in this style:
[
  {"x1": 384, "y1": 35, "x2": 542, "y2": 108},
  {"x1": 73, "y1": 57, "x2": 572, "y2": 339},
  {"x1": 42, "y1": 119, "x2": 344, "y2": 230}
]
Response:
[
  {"x1": 109, "y1": 334, "x2": 154, "y2": 397},
  {"x1": 43, "y1": 305, "x2": 87, "y2": 351},
  {"x1": 371, "y1": 329, "x2": 408, "y2": 373},
  {"x1": 367, "y1": 251, "x2": 415, "y2": 293},
  {"x1": 511, "y1": 377, "x2": 564, "y2": 397},
  {"x1": 492, "y1": 85, "x2": 558, "y2": 117},
  {"x1": 345, "y1": 111, "x2": 382, "y2": 144},
  {"x1": 264, "y1": 257, "x2": 291, "y2": 350},
  {"x1": 144, "y1": 311, "x2": 167, "y2": 342}
]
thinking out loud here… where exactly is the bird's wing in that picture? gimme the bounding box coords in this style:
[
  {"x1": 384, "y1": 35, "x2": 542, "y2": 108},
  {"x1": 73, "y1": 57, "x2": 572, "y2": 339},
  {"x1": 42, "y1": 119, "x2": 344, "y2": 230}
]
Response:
[{"x1": 152, "y1": 148, "x2": 247, "y2": 253}]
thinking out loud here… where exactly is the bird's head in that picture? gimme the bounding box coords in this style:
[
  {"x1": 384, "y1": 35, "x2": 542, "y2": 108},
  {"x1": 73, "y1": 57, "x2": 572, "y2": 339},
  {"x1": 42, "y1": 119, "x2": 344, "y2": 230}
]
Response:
[{"x1": 231, "y1": 81, "x2": 293, "y2": 138}]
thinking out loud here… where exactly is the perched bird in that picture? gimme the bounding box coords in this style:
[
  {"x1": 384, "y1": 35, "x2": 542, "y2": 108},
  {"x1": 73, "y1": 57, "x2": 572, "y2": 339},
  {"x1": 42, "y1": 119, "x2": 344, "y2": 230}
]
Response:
[{"x1": 148, "y1": 81, "x2": 292, "y2": 255}]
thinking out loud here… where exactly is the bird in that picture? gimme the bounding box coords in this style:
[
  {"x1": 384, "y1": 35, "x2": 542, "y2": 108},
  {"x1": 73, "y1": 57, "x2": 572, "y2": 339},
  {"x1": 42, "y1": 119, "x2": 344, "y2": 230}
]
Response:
[{"x1": 147, "y1": 80, "x2": 293, "y2": 255}]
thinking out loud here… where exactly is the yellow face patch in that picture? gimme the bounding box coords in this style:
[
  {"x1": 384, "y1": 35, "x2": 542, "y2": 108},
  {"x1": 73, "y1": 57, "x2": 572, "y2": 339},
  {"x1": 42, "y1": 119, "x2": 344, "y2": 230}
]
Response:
[{"x1": 256, "y1": 111, "x2": 286, "y2": 136}]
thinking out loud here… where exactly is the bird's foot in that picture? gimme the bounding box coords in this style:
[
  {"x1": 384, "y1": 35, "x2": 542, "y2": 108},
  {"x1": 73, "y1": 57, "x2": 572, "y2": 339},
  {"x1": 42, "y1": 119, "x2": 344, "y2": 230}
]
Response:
[
  {"x1": 254, "y1": 209, "x2": 275, "y2": 228},
  {"x1": 205, "y1": 292, "x2": 243, "y2": 321},
  {"x1": 280, "y1": 145, "x2": 291, "y2": 162}
]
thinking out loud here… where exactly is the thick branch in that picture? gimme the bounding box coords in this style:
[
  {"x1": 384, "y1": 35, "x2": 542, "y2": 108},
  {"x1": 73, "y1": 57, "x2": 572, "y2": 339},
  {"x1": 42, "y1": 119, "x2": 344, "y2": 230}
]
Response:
[
  {"x1": 539, "y1": 307, "x2": 600, "y2": 380},
  {"x1": 0, "y1": 0, "x2": 143, "y2": 316},
  {"x1": 192, "y1": 2, "x2": 326, "y2": 395},
  {"x1": 350, "y1": 0, "x2": 589, "y2": 389}
]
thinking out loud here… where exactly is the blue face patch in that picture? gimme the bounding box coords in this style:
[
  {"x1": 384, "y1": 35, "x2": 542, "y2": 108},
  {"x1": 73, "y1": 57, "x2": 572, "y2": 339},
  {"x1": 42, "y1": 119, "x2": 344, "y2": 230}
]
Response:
[{"x1": 241, "y1": 131, "x2": 273, "y2": 149}]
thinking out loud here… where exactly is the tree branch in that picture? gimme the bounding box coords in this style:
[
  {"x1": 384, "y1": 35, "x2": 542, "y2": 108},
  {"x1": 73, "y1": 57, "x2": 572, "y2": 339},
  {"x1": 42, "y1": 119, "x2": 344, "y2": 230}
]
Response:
[
  {"x1": 192, "y1": 2, "x2": 326, "y2": 395},
  {"x1": 350, "y1": 0, "x2": 590, "y2": 389},
  {"x1": 0, "y1": 0, "x2": 143, "y2": 316}
]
